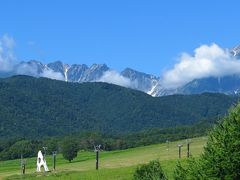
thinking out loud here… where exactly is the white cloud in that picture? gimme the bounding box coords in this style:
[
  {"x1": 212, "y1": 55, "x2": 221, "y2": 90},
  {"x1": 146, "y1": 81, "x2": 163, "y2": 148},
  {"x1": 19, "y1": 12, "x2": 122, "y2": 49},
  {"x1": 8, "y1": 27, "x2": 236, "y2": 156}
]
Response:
[
  {"x1": 161, "y1": 44, "x2": 240, "y2": 88},
  {"x1": 0, "y1": 34, "x2": 64, "y2": 81},
  {"x1": 40, "y1": 69, "x2": 64, "y2": 81},
  {"x1": 2, "y1": 34, "x2": 15, "y2": 49},
  {"x1": 16, "y1": 63, "x2": 39, "y2": 76},
  {"x1": 98, "y1": 70, "x2": 134, "y2": 88},
  {"x1": 0, "y1": 34, "x2": 16, "y2": 72},
  {"x1": 15, "y1": 62, "x2": 64, "y2": 80}
]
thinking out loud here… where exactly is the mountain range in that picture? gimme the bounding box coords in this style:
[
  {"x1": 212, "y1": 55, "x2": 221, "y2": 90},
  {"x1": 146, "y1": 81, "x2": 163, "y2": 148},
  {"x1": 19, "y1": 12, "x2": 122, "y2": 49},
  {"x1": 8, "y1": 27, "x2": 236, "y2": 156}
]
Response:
[
  {"x1": 2, "y1": 60, "x2": 160, "y2": 95},
  {"x1": 1, "y1": 45, "x2": 240, "y2": 97}
]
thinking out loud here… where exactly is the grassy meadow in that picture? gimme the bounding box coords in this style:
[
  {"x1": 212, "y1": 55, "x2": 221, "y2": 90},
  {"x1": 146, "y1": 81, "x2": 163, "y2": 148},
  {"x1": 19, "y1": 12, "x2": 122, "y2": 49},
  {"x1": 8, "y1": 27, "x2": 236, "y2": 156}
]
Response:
[{"x1": 0, "y1": 137, "x2": 207, "y2": 180}]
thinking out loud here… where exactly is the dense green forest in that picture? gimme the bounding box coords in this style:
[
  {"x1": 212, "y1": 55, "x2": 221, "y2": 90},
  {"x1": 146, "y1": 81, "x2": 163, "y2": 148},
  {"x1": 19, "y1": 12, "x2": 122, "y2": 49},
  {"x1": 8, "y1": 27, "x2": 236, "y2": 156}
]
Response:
[
  {"x1": 0, "y1": 75, "x2": 238, "y2": 160},
  {"x1": 0, "y1": 75, "x2": 238, "y2": 139}
]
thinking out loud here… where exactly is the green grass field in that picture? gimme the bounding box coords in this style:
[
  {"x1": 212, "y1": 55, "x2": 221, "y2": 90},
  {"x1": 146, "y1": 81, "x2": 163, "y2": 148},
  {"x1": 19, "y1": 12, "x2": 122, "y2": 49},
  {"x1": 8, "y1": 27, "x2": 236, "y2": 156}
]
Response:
[{"x1": 0, "y1": 137, "x2": 207, "y2": 180}]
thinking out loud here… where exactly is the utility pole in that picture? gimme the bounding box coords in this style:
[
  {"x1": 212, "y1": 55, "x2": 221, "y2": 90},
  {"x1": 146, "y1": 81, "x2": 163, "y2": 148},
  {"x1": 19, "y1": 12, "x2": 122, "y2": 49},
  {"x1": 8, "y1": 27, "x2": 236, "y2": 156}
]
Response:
[
  {"x1": 94, "y1": 145, "x2": 101, "y2": 170},
  {"x1": 96, "y1": 150, "x2": 99, "y2": 170},
  {"x1": 187, "y1": 140, "x2": 191, "y2": 158},
  {"x1": 166, "y1": 140, "x2": 170, "y2": 159},
  {"x1": 52, "y1": 151, "x2": 57, "y2": 170},
  {"x1": 20, "y1": 154, "x2": 26, "y2": 175},
  {"x1": 178, "y1": 144, "x2": 183, "y2": 159}
]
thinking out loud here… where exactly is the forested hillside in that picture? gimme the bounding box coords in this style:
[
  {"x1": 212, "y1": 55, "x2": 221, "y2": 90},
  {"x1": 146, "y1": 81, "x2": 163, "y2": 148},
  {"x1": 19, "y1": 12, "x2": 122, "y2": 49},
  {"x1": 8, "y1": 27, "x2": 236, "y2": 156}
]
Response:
[{"x1": 0, "y1": 75, "x2": 237, "y2": 139}]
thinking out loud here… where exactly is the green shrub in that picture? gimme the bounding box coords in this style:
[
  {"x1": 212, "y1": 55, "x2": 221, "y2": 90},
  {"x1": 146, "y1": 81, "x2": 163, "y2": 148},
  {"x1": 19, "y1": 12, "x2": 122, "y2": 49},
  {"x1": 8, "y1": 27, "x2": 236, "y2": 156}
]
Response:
[
  {"x1": 173, "y1": 161, "x2": 187, "y2": 180},
  {"x1": 133, "y1": 160, "x2": 167, "y2": 180}
]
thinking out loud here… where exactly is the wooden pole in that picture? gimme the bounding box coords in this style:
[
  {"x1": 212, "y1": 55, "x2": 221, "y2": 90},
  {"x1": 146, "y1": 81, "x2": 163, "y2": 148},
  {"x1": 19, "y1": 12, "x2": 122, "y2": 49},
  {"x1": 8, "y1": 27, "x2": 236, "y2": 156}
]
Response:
[
  {"x1": 178, "y1": 144, "x2": 182, "y2": 159},
  {"x1": 96, "y1": 150, "x2": 99, "y2": 170},
  {"x1": 187, "y1": 143, "x2": 190, "y2": 158},
  {"x1": 53, "y1": 152, "x2": 56, "y2": 170},
  {"x1": 94, "y1": 145, "x2": 101, "y2": 170}
]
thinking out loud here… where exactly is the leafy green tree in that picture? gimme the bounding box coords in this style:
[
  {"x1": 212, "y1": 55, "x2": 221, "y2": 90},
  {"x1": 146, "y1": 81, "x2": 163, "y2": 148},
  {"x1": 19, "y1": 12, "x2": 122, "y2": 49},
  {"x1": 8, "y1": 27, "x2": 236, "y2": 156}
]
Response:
[
  {"x1": 199, "y1": 103, "x2": 240, "y2": 179},
  {"x1": 61, "y1": 138, "x2": 78, "y2": 162},
  {"x1": 175, "y1": 103, "x2": 240, "y2": 179},
  {"x1": 7, "y1": 140, "x2": 38, "y2": 159},
  {"x1": 44, "y1": 138, "x2": 58, "y2": 153},
  {"x1": 133, "y1": 160, "x2": 167, "y2": 180}
]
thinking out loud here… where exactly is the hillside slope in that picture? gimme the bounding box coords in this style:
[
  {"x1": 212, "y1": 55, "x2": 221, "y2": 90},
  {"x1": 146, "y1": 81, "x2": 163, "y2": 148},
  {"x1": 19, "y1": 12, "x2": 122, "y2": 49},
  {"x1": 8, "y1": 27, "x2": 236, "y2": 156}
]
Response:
[
  {"x1": 0, "y1": 76, "x2": 237, "y2": 139},
  {"x1": 0, "y1": 137, "x2": 206, "y2": 180}
]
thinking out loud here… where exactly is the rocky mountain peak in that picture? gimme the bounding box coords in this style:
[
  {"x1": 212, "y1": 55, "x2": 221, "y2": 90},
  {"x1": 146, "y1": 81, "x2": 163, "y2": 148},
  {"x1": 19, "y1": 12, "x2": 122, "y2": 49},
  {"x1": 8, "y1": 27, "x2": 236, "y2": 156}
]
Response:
[{"x1": 231, "y1": 45, "x2": 240, "y2": 57}]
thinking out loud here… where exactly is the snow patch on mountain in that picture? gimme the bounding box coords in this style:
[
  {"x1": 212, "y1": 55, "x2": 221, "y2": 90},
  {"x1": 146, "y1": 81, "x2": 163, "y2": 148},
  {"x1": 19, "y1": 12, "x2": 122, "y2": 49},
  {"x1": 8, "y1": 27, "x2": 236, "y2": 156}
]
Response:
[{"x1": 231, "y1": 45, "x2": 240, "y2": 57}]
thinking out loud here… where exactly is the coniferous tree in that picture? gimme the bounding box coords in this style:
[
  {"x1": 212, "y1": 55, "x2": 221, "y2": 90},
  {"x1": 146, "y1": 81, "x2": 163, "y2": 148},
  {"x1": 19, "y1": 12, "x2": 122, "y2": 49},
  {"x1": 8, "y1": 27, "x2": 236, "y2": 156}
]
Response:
[{"x1": 175, "y1": 103, "x2": 240, "y2": 179}]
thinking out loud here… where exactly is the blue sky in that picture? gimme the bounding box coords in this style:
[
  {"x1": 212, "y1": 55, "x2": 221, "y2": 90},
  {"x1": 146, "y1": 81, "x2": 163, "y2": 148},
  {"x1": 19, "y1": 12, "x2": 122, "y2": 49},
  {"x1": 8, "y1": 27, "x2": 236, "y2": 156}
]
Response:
[{"x1": 0, "y1": 0, "x2": 240, "y2": 76}]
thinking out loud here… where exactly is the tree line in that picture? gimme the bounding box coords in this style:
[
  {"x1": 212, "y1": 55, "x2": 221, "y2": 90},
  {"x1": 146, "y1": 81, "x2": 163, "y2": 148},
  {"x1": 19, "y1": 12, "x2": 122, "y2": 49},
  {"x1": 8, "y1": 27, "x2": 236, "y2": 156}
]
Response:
[{"x1": 0, "y1": 119, "x2": 212, "y2": 161}]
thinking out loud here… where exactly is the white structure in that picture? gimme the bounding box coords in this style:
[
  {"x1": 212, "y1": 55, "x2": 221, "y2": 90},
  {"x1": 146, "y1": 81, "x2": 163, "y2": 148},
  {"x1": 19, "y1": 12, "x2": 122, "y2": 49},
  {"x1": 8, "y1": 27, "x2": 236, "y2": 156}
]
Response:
[{"x1": 36, "y1": 150, "x2": 49, "y2": 172}]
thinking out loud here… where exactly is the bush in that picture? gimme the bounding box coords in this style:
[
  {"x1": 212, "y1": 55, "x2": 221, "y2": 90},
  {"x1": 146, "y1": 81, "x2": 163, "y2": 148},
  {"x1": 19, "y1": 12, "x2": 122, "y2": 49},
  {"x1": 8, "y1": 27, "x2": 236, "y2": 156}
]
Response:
[
  {"x1": 173, "y1": 161, "x2": 187, "y2": 180},
  {"x1": 133, "y1": 160, "x2": 167, "y2": 180},
  {"x1": 61, "y1": 137, "x2": 78, "y2": 162}
]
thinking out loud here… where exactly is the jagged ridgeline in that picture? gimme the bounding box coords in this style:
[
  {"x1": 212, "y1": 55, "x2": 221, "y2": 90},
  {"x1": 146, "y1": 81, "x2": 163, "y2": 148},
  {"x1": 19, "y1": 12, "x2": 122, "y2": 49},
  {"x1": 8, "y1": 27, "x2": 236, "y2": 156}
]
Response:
[
  {"x1": 0, "y1": 75, "x2": 238, "y2": 139},
  {"x1": 3, "y1": 59, "x2": 240, "y2": 97}
]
